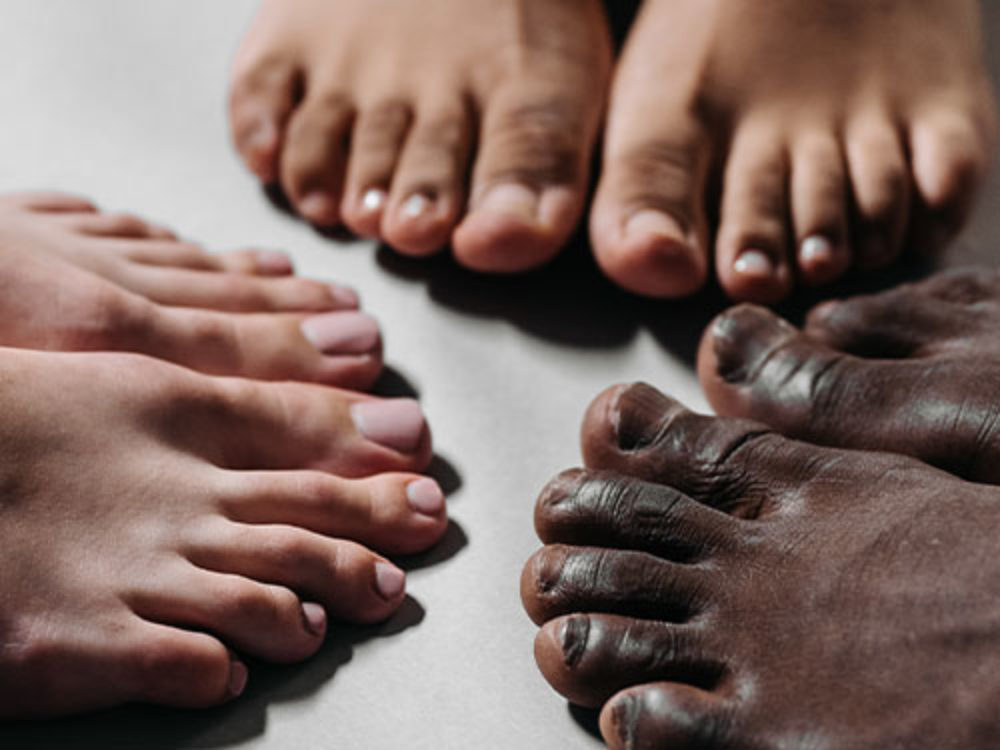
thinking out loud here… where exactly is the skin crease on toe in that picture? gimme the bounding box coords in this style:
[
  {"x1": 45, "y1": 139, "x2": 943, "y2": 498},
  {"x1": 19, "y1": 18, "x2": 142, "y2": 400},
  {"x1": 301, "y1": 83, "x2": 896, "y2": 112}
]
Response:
[
  {"x1": 695, "y1": 268, "x2": 1000, "y2": 484},
  {"x1": 0, "y1": 347, "x2": 445, "y2": 718},
  {"x1": 523, "y1": 383, "x2": 1000, "y2": 749},
  {"x1": 230, "y1": 0, "x2": 612, "y2": 272},
  {"x1": 590, "y1": 0, "x2": 996, "y2": 302}
]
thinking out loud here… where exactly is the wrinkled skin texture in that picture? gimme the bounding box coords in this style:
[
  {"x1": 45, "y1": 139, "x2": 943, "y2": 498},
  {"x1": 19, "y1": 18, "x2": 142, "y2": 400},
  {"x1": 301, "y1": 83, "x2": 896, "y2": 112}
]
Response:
[{"x1": 522, "y1": 382, "x2": 1000, "y2": 749}]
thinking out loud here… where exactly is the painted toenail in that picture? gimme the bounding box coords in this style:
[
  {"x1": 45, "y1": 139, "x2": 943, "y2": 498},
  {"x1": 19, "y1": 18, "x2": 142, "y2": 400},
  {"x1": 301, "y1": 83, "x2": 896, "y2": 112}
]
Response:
[
  {"x1": 374, "y1": 561, "x2": 406, "y2": 600},
  {"x1": 800, "y1": 235, "x2": 835, "y2": 267},
  {"x1": 560, "y1": 615, "x2": 590, "y2": 668},
  {"x1": 327, "y1": 282, "x2": 360, "y2": 308},
  {"x1": 402, "y1": 193, "x2": 433, "y2": 220},
  {"x1": 298, "y1": 193, "x2": 339, "y2": 224},
  {"x1": 406, "y1": 477, "x2": 445, "y2": 516},
  {"x1": 362, "y1": 188, "x2": 387, "y2": 214},
  {"x1": 301, "y1": 601, "x2": 327, "y2": 636},
  {"x1": 734, "y1": 249, "x2": 775, "y2": 278},
  {"x1": 228, "y1": 660, "x2": 249, "y2": 698},
  {"x1": 301, "y1": 312, "x2": 380, "y2": 355},
  {"x1": 476, "y1": 183, "x2": 539, "y2": 224},
  {"x1": 252, "y1": 249, "x2": 294, "y2": 275},
  {"x1": 350, "y1": 399, "x2": 426, "y2": 454}
]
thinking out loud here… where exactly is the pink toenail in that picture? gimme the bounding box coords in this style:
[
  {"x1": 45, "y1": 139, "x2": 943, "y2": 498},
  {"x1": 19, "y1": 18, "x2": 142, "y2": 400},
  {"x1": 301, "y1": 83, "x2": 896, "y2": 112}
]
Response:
[
  {"x1": 625, "y1": 209, "x2": 686, "y2": 242},
  {"x1": 301, "y1": 602, "x2": 327, "y2": 636},
  {"x1": 327, "y1": 282, "x2": 360, "y2": 308},
  {"x1": 476, "y1": 183, "x2": 538, "y2": 223},
  {"x1": 298, "y1": 193, "x2": 339, "y2": 224},
  {"x1": 253, "y1": 249, "x2": 294, "y2": 275},
  {"x1": 374, "y1": 561, "x2": 406, "y2": 600},
  {"x1": 350, "y1": 399, "x2": 426, "y2": 454},
  {"x1": 406, "y1": 477, "x2": 445, "y2": 516},
  {"x1": 228, "y1": 660, "x2": 249, "y2": 697},
  {"x1": 402, "y1": 193, "x2": 433, "y2": 220},
  {"x1": 362, "y1": 188, "x2": 387, "y2": 214},
  {"x1": 800, "y1": 235, "x2": 835, "y2": 266},
  {"x1": 301, "y1": 312, "x2": 380, "y2": 355},
  {"x1": 734, "y1": 249, "x2": 775, "y2": 278}
]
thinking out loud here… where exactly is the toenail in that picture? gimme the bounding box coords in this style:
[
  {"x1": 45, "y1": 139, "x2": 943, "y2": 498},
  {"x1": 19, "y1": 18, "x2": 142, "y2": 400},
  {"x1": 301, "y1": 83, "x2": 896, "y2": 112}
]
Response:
[
  {"x1": 711, "y1": 305, "x2": 796, "y2": 384},
  {"x1": 611, "y1": 383, "x2": 675, "y2": 452},
  {"x1": 610, "y1": 694, "x2": 640, "y2": 745},
  {"x1": 374, "y1": 561, "x2": 406, "y2": 600},
  {"x1": 327, "y1": 282, "x2": 360, "y2": 308},
  {"x1": 625, "y1": 209, "x2": 688, "y2": 245},
  {"x1": 734, "y1": 249, "x2": 776, "y2": 278},
  {"x1": 252, "y1": 249, "x2": 294, "y2": 275},
  {"x1": 361, "y1": 188, "x2": 387, "y2": 214},
  {"x1": 539, "y1": 469, "x2": 587, "y2": 509},
  {"x1": 559, "y1": 615, "x2": 591, "y2": 668},
  {"x1": 476, "y1": 183, "x2": 539, "y2": 224},
  {"x1": 350, "y1": 399, "x2": 427, "y2": 454},
  {"x1": 298, "y1": 193, "x2": 339, "y2": 225},
  {"x1": 301, "y1": 311, "x2": 380, "y2": 355},
  {"x1": 228, "y1": 660, "x2": 249, "y2": 698},
  {"x1": 800, "y1": 235, "x2": 835, "y2": 267},
  {"x1": 402, "y1": 193, "x2": 433, "y2": 220},
  {"x1": 245, "y1": 120, "x2": 277, "y2": 158},
  {"x1": 301, "y1": 601, "x2": 327, "y2": 637},
  {"x1": 406, "y1": 477, "x2": 445, "y2": 516}
]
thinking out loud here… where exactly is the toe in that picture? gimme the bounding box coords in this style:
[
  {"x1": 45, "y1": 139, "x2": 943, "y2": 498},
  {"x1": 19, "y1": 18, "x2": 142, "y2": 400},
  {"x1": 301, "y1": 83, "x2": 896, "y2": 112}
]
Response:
[
  {"x1": 280, "y1": 86, "x2": 355, "y2": 226},
  {"x1": 600, "y1": 683, "x2": 732, "y2": 750},
  {"x1": 341, "y1": 98, "x2": 412, "y2": 238},
  {"x1": 55, "y1": 211, "x2": 177, "y2": 240},
  {"x1": 789, "y1": 130, "x2": 850, "y2": 284},
  {"x1": 186, "y1": 521, "x2": 407, "y2": 625},
  {"x1": 844, "y1": 110, "x2": 910, "y2": 268},
  {"x1": 534, "y1": 614, "x2": 715, "y2": 709},
  {"x1": 520, "y1": 545, "x2": 709, "y2": 625},
  {"x1": 534, "y1": 470, "x2": 736, "y2": 559},
  {"x1": 0, "y1": 191, "x2": 97, "y2": 213},
  {"x1": 716, "y1": 117, "x2": 793, "y2": 303},
  {"x1": 452, "y1": 86, "x2": 599, "y2": 272},
  {"x1": 381, "y1": 95, "x2": 472, "y2": 256},
  {"x1": 220, "y1": 470, "x2": 448, "y2": 555}
]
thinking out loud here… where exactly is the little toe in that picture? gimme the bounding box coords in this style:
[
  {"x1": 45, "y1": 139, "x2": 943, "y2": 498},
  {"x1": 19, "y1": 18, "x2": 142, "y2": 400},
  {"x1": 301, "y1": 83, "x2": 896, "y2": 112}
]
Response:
[
  {"x1": 220, "y1": 470, "x2": 448, "y2": 555},
  {"x1": 716, "y1": 118, "x2": 793, "y2": 303},
  {"x1": 535, "y1": 614, "x2": 716, "y2": 709},
  {"x1": 1, "y1": 191, "x2": 98, "y2": 214},
  {"x1": 521, "y1": 545, "x2": 709, "y2": 625},
  {"x1": 600, "y1": 682, "x2": 731, "y2": 750}
]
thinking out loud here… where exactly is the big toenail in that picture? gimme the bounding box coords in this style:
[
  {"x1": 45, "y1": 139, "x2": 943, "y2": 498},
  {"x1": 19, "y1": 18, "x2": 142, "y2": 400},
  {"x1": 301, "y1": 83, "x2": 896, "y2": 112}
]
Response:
[
  {"x1": 374, "y1": 561, "x2": 406, "y2": 600},
  {"x1": 406, "y1": 477, "x2": 445, "y2": 516},
  {"x1": 327, "y1": 282, "x2": 360, "y2": 308},
  {"x1": 361, "y1": 188, "x2": 387, "y2": 214},
  {"x1": 252, "y1": 249, "x2": 294, "y2": 275},
  {"x1": 301, "y1": 312, "x2": 380, "y2": 355},
  {"x1": 350, "y1": 399, "x2": 427, "y2": 453},
  {"x1": 228, "y1": 660, "x2": 249, "y2": 697},
  {"x1": 559, "y1": 615, "x2": 591, "y2": 668},
  {"x1": 800, "y1": 235, "x2": 835, "y2": 267},
  {"x1": 625, "y1": 209, "x2": 687, "y2": 244},
  {"x1": 298, "y1": 193, "x2": 339, "y2": 224},
  {"x1": 402, "y1": 193, "x2": 433, "y2": 220},
  {"x1": 476, "y1": 183, "x2": 539, "y2": 223},
  {"x1": 734, "y1": 249, "x2": 775, "y2": 278},
  {"x1": 301, "y1": 601, "x2": 327, "y2": 636}
]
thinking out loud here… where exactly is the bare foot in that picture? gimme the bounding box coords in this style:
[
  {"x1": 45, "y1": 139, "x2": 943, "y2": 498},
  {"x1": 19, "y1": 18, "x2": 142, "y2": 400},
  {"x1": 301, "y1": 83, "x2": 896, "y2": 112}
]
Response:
[
  {"x1": 698, "y1": 267, "x2": 1000, "y2": 483},
  {"x1": 0, "y1": 347, "x2": 445, "y2": 717},
  {"x1": 0, "y1": 192, "x2": 382, "y2": 388},
  {"x1": 522, "y1": 383, "x2": 1000, "y2": 748},
  {"x1": 229, "y1": 0, "x2": 612, "y2": 272},
  {"x1": 592, "y1": 0, "x2": 997, "y2": 301}
]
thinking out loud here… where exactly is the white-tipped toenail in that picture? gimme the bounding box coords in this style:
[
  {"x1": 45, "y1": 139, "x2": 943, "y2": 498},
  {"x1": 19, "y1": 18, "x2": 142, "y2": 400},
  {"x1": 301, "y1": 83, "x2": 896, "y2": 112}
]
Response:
[
  {"x1": 406, "y1": 478, "x2": 445, "y2": 516},
  {"x1": 476, "y1": 183, "x2": 538, "y2": 224},
  {"x1": 228, "y1": 660, "x2": 248, "y2": 697},
  {"x1": 374, "y1": 561, "x2": 406, "y2": 600},
  {"x1": 734, "y1": 249, "x2": 775, "y2": 278},
  {"x1": 800, "y1": 235, "x2": 835, "y2": 266},
  {"x1": 301, "y1": 602, "x2": 327, "y2": 636},
  {"x1": 362, "y1": 188, "x2": 387, "y2": 214},
  {"x1": 402, "y1": 193, "x2": 433, "y2": 220}
]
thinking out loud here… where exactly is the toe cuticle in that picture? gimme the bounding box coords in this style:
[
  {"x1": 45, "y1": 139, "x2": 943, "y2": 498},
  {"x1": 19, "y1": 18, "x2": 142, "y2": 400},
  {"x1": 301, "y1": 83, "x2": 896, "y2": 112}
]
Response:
[
  {"x1": 350, "y1": 399, "x2": 427, "y2": 454},
  {"x1": 300, "y1": 312, "x2": 380, "y2": 355},
  {"x1": 228, "y1": 660, "x2": 249, "y2": 698},
  {"x1": 406, "y1": 477, "x2": 445, "y2": 516},
  {"x1": 374, "y1": 561, "x2": 406, "y2": 600},
  {"x1": 301, "y1": 601, "x2": 327, "y2": 637}
]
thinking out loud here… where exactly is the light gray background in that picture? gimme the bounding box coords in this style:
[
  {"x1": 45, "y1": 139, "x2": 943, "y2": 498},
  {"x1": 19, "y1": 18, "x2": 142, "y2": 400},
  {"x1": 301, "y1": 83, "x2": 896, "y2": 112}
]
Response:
[{"x1": 0, "y1": 2, "x2": 998, "y2": 748}]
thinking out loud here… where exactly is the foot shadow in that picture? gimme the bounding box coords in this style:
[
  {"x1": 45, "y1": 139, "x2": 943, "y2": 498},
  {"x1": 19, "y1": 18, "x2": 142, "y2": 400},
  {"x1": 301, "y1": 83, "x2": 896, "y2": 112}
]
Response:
[{"x1": 568, "y1": 703, "x2": 603, "y2": 742}]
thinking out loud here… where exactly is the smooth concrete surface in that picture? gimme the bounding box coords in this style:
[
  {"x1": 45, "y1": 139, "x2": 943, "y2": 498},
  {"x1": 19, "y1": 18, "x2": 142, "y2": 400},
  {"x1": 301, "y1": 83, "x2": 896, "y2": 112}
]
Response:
[{"x1": 0, "y1": 2, "x2": 998, "y2": 748}]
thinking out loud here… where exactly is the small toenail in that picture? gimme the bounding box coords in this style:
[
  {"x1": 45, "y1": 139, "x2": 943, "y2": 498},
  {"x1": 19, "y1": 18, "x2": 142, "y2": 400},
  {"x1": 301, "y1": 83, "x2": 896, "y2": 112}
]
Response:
[
  {"x1": 301, "y1": 312, "x2": 380, "y2": 355},
  {"x1": 402, "y1": 193, "x2": 433, "y2": 220},
  {"x1": 252, "y1": 249, "x2": 294, "y2": 275},
  {"x1": 406, "y1": 477, "x2": 445, "y2": 516},
  {"x1": 611, "y1": 694, "x2": 640, "y2": 745},
  {"x1": 800, "y1": 235, "x2": 835, "y2": 267},
  {"x1": 374, "y1": 561, "x2": 406, "y2": 600},
  {"x1": 327, "y1": 282, "x2": 360, "y2": 308},
  {"x1": 350, "y1": 399, "x2": 427, "y2": 454},
  {"x1": 476, "y1": 183, "x2": 539, "y2": 224},
  {"x1": 560, "y1": 615, "x2": 590, "y2": 668},
  {"x1": 612, "y1": 383, "x2": 673, "y2": 452},
  {"x1": 228, "y1": 660, "x2": 249, "y2": 698},
  {"x1": 301, "y1": 601, "x2": 327, "y2": 637},
  {"x1": 539, "y1": 469, "x2": 586, "y2": 509},
  {"x1": 734, "y1": 249, "x2": 775, "y2": 278},
  {"x1": 298, "y1": 193, "x2": 339, "y2": 225},
  {"x1": 245, "y1": 120, "x2": 277, "y2": 158},
  {"x1": 362, "y1": 188, "x2": 387, "y2": 214}
]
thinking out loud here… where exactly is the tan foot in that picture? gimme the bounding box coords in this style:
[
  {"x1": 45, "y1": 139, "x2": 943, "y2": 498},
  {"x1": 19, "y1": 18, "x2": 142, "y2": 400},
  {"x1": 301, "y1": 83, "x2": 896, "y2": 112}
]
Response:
[
  {"x1": 0, "y1": 348, "x2": 445, "y2": 717},
  {"x1": 229, "y1": 0, "x2": 612, "y2": 272},
  {"x1": 0, "y1": 192, "x2": 382, "y2": 388},
  {"x1": 592, "y1": 0, "x2": 997, "y2": 302}
]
